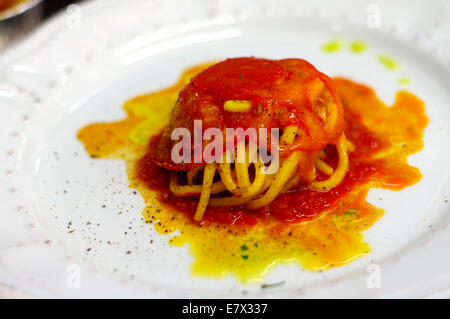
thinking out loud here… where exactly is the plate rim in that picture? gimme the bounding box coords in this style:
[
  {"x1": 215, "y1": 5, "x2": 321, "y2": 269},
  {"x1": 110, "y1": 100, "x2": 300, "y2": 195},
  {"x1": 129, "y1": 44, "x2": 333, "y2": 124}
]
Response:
[{"x1": 0, "y1": 0, "x2": 449, "y2": 298}]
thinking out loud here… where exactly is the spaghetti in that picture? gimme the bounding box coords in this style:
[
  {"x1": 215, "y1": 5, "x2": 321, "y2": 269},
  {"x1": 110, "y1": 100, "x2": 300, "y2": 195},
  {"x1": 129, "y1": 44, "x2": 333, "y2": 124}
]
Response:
[
  {"x1": 157, "y1": 57, "x2": 350, "y2": 221},
  {"x1": 170, "y1": 131, "x2": 350, "y2": 220}
]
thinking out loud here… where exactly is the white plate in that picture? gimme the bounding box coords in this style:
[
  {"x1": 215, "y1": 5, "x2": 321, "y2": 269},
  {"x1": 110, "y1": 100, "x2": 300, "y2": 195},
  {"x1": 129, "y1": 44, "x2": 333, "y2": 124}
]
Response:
[{"x1": 0, "y1": 0, "x2": 449, "y2": 298}]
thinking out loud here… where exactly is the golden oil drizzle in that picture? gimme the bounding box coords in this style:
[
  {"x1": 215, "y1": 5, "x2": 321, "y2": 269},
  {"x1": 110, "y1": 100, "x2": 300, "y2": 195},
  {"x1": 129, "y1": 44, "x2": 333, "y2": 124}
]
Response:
[{"x1": 78, "y1": 62, "x2": 427, "y2": 282}]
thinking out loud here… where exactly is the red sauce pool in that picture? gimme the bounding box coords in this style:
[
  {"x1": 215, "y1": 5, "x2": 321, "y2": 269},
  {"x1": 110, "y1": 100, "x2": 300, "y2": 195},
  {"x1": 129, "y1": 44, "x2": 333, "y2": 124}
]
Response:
[{"x1": 136, "y1": 77, "x2": 427, "y2": 226}]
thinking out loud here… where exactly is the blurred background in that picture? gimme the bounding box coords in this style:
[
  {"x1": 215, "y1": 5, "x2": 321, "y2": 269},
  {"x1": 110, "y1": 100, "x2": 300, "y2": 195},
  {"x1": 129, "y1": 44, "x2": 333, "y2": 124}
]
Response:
[
  {"x1": 0, "y1": 0, "x2": 86, "y2": 51},
  {"x1": 43, "y1": 0, "x2": 85, "y2": 18}
]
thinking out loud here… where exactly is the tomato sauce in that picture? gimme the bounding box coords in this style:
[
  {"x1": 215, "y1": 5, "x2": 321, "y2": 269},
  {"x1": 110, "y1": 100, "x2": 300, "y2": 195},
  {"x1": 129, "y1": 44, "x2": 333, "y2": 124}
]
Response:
[
  {"x1": 135, "y1": 76, "x2": 426, "y2": 225},
  {"x1": 152, "y1": 58, "x2": 344, "y2": 171}
]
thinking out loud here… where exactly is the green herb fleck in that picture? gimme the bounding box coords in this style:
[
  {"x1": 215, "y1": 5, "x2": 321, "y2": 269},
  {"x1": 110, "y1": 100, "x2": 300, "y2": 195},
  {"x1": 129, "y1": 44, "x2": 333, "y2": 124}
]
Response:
[
  {"x1": 241, "y1": 255, "x2": 249, "y2": 260},
  {"x1": 322, "y1": 40, "x2": 342, "y2": 53},
  {"x1": 378, "y1": 54, "x2": 400, "y2": 70},
  {"x1": 240, "y1": 244, "x2": 249, "y2": 251},
  {"x1": 350, "y1": 41, "x2": 367, "y2": 53},
  {"x1": 398, "y1": 77, "x2": 411, "y2": 87}
]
